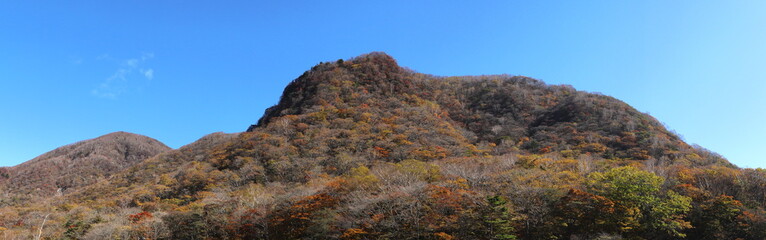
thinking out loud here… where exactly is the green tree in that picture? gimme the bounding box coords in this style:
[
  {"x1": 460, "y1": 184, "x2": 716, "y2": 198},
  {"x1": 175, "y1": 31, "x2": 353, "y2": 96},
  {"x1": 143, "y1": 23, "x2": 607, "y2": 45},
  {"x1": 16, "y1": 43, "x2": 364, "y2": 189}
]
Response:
[
  {"x1": 688, "y1": 195, "x2": 745, "y2": 239},
  {"x1": 481, "y1": 195, "x2": 517, "y2": 240},
  {"x1": 645, "y1": 191, "x2": 692, "y2": 238},
  {"x1": 587, "y1": 166, "x2": 691, "y2": 238}
]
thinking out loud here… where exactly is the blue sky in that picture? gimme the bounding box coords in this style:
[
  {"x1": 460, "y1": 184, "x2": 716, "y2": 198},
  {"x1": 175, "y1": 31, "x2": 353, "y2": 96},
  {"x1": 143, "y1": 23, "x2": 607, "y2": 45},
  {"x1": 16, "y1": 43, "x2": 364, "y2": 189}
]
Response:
[{"x1": 1, "y1": 1, "x2": 764, "y2": 168}]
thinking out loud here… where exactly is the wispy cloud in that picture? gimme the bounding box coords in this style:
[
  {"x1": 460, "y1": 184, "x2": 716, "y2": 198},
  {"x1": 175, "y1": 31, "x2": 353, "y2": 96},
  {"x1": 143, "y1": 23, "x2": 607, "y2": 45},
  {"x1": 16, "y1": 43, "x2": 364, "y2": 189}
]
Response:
[
  {"x1": 140, "y1": 68, "x2": 154, "y2": 80},
  {"x1": 69, "y1": 56, "x2": 83, "y2": 65},
  {"x1": 92, "y1": 53, "x2": 155, "y2": 99}
]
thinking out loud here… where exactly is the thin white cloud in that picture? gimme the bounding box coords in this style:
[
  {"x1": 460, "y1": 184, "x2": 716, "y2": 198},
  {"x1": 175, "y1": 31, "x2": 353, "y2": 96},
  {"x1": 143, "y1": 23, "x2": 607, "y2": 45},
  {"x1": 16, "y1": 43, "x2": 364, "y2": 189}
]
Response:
[
  {"x1": 96, "y1": 54, "x2": 113, "y2": 61},
  {"x1": 69, "y1": 56, "x2": 83, "y2": 65},
  {"x1": 141, "y1": 68, "x2": 154, "y2": 80},
  {"x1": 125, "y1": 59, "x2": 139, "y2": 68},
  {"x1": 91, "y1": 89, "x2": 117, "y2": 99},
  {"x1": 91, "y1": 52, "x2": 155, "y2": 99},
  {"x1": 141, "y1": 52, "x2": 154, "y2": 60}
]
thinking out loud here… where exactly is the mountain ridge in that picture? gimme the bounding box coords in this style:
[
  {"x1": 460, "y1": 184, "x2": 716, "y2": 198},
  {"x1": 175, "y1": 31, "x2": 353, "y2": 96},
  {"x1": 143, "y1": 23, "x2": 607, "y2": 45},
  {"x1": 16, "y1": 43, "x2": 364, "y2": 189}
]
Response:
[
  {"x1": 248, "y1": 52, "x2": 726, "y2": 166},
  {"x1": 1, "y1": 53, "x2": 760, "y2": 240},
  {"x1": 0, "y1": 131, "x2": 170, "y2": 198}
]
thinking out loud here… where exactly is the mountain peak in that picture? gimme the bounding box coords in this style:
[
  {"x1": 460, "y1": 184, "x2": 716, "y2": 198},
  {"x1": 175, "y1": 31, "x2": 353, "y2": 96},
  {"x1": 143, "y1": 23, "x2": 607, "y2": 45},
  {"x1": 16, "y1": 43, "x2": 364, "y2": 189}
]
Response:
[
  {"x1": 0, "y1": 132, "x2": 170, "y2": 196},
  {"x1": 101, "y1": 131, "x2": 137, "y2": 137},
  {"x1": 250, "y1": 52, "x2": 412, "y2": 130},
  {"x1": 346, "y1": 51, "x2": 399, "y2": 69},
  {"x1": 96, "y1": 131, "x2": 169, "y2": 147}
]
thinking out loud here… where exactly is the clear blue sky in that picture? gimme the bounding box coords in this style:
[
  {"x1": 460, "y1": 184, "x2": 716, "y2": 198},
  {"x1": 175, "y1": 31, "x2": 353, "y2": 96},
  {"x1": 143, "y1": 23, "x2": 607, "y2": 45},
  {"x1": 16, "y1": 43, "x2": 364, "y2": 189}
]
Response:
[{"x1": 1, "y1": 1, "x2": 764, "y2": 168}]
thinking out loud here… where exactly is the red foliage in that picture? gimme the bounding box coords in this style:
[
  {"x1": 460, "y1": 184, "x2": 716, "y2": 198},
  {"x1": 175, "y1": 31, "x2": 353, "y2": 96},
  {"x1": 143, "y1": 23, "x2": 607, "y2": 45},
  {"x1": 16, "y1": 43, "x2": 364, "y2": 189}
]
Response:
[
  {"x1": 128, "y1": 211, "x2": 153, "y2": 223},
  {"x1": 269, "y1": 193, "x2": 340, "y2": 238}
]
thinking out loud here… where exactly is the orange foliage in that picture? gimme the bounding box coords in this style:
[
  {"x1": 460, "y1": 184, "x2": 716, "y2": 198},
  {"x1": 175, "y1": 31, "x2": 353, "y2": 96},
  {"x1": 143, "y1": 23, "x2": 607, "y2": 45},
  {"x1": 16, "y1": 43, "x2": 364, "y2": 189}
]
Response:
[
  {"x1": 381, "y1": 116, "x2": 398, "y2": 124},
  {"x1": 553, "y1": 189, "x2": 618, "y2": 235},
  {"x1": 423, "y1": 184, "x2": 475, "y2": 231},
  {"x1": 371, "y1": 213, "x2": 385, "y2": 222},
  {"x1": 269, "y1": 192, "x2": 340, "y2": 238},
  {"x1": 539, "y1": 146, "x2": 552, "y2": 153},
  {"x1": 428, "y1": 185, "x2": 470, "y2": 211},
  {"x1": 374, "y1": 146, "x2": 391, "y2": 158},
  {"x1": 340, "y1": 228, "x2": 369, "y2": 240},
  {"x1": 324, "y1": 177, "x2": 350, "y2": 193},
  {"x1": 673, "y1": 183, "x2": 707, "y2": 201},
  {"x1": 433, "y1": 232, "x2": 455, "y2": 240}
]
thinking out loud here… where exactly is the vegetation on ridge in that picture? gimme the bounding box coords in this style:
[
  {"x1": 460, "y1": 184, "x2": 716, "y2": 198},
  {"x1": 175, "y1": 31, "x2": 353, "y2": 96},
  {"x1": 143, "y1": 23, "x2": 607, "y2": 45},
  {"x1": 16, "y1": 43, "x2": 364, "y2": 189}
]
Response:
[{"x1": 0, "y1": 132, "x2": 170, "y2": 198}]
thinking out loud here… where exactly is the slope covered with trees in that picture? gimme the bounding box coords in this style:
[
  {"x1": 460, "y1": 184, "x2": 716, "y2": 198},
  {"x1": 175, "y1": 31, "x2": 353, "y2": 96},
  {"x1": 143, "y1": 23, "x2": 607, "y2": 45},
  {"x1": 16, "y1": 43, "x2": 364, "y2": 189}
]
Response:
[
  {"x1": 0, "y1": 132, "x2": 170, "y2": 201},
  {"x1": 0, "y1": 53, "x2": 763, "y2": 239}
]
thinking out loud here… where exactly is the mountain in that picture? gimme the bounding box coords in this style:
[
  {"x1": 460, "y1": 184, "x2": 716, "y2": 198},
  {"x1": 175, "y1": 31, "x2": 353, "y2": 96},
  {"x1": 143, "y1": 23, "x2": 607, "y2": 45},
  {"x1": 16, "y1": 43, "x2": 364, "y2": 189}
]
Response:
[
  {"x1": 1, "y1": 53, "x2": 763, "y2": 240},
  {"x1": 0, "y1": 131, "x2": 170, "y2": 198},
  {"x1": 250, "y1": 52, "x2": 727, "y2": 166}
]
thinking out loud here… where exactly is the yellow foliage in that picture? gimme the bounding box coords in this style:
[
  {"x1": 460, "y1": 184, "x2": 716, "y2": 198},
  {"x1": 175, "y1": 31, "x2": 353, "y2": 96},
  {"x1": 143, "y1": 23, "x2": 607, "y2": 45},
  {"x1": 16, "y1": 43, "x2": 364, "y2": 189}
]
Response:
[
  {"x1": 347, "y1": 166, "x2": 380, "y2": 190},
  {"x1": 412, "y1": 146, "x2": 448, "y2": 160},
  {"x1": 174, "y1": 201, "x2": 205, "y2": 212},
  {"x1": 576, "y1": 142, "x2": 608, "y2": 153},
  {"x1": 397, "y1": 159, "x2": 442, "y2": 182},
  {"x1": 446, "y1": 177, "x2": 470, "y2": 189},
  {"x1": 560, "y1": 149, "x2": 579, "y2": 158},
  {"x1": 158, "y1": 173, "x2": 176, "y2": 186},
  {"x1": 517, "y1": 154, "x2": 554, "y2": 169},
  {"x1": 555, "y1": 170, "x2": 584, "y2": 188}
]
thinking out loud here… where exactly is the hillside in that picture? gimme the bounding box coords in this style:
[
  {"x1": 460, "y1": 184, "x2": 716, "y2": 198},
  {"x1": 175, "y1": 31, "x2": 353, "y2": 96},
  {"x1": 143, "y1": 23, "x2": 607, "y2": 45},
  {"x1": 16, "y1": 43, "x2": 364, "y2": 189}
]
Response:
[
  {"x1": 252, "y1": 52, "x2": 727, "y2": 166},
  {"x1": 0, "y1": 132, "x2": 170, "y2": 200},
  {"x1": 0, "y1": 53, "x2": 763, "y2": 240}
]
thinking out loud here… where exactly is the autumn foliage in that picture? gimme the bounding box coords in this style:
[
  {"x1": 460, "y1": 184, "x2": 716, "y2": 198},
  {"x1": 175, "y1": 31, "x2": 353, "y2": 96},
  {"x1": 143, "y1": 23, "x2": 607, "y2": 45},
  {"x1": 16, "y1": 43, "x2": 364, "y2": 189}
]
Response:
[{"x1": 0, "y1": 53, "x2": 763, "y2": 239}]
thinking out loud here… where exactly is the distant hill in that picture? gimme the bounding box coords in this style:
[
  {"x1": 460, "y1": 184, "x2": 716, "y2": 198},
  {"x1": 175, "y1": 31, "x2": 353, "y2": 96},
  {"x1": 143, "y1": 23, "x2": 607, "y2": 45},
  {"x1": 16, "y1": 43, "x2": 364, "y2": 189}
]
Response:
[{"x1": 0, "y1": 131, "x2": 170, "y2": 198}]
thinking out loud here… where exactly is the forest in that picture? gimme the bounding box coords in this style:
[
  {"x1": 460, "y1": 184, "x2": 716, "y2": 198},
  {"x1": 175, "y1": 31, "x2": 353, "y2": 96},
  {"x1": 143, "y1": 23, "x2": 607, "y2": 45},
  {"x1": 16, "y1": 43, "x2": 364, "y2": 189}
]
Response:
[{"x1": 0, "y1": 52, "x2": 764, "y2": 239}]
